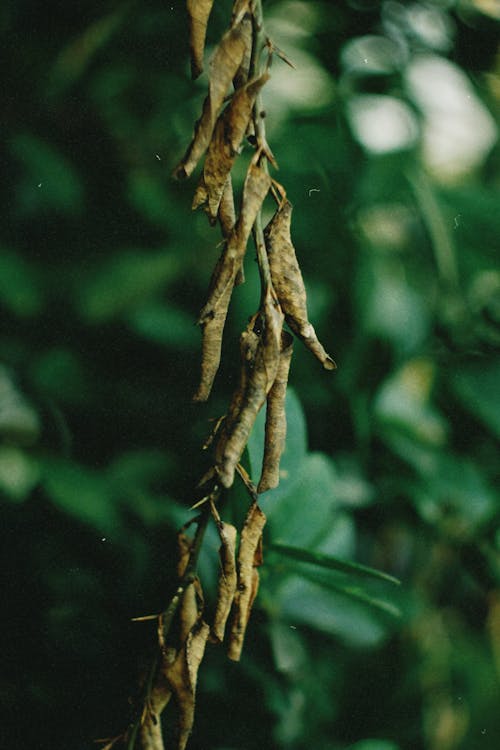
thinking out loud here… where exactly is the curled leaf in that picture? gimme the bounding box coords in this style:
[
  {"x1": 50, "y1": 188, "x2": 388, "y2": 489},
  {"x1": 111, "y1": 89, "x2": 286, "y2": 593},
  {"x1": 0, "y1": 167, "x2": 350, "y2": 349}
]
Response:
[
  {"x1": 212, "y1": 522, "x2": 238, "y2": 642},
  {"x1": 193, "y1": 73, "x2": 269, "y2": 222},
  {"x1": 162, "y1": 622, "x2": 210, "y2": 750},
  {"x1": 193, "y1": 164, "x2": 271, "y2": 402},
  {"x1": 174, "y1": 19, "x2": 252, "y2": 179},
  {"x1": 186, "y1": 0, "x2": 215, "y2": 80},
  {"x1": 265, "y1": 200, "x2": 336, "y2": 370},
  {"x1": 218, "y1": 176, "x2": 244, "y2": 285},
  {"x1": 258, "y1": 330, "x2": 293, "y2": 493},
  {"x1": 215, "y1": 286, "x2": 283, "y2": 487},
  {"x1": 228, "y1": 503, "x2": 266, "y2": 661},
  {"x1": 139, "y1": 647, "x2": 177, "y2": 750},
  {"x1": 176, "y1": 534, "x2": 200, "y2": 642}
]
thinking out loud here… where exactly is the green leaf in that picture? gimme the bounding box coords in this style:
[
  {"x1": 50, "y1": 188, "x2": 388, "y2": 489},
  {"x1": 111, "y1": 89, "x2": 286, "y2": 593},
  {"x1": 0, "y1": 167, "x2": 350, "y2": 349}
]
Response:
[
  {"x1": 10, "y1": 133, "x2": 83, "y2": 216},
  {"x1": 41, "y1": 458, "x2": 121, "y2": 533},
  {"x1": 348, "y1": 741, "x2": 401, "y2": 750},
  {"x1": 77, "y1": 249, "x2": 181, "y2": 322},
  {"x1": 128, "y1": 303, "x2": 198, "y2": 349},
  {"x1": 451, "y1": 359, "x2": 500, "y2": 440},
  {"x1": 266, "y1": 574, "x2": 395, "y2": 647},
  {"x1": 269, "y1": 543, "x2": 400, "y2": 586},
  {"x1": 260, "y1": 452, "x2": 341, "y2": 549},
  {"x1": 0, "y1": 447, "x2": 40, "y2": 502},
  {"x1": 0, "y1": 248, "x2": 44, "y2": 317}
]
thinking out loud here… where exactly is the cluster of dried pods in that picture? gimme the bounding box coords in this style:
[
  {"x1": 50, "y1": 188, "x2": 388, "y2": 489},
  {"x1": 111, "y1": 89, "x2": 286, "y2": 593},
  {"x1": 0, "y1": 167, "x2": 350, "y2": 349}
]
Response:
[{"x1": 103, "y1": 2, "x2": 334, "y2": 749}]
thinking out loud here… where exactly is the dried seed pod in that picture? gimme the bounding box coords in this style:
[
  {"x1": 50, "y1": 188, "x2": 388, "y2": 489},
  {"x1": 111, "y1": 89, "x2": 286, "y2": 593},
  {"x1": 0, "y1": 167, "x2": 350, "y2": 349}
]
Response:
[
  {"x1": 186, "y1": 0, "x2": 215, "y2": 80},
  {"x1": 192, "y1": 73, "x2": 269, "y2": 223},
  {"x1": 218, "y1": 176, "x2": 244, "y2": 285},
  {"x1": 176, "y1": 533, "x2": 202, "y2": 643},
  {"x1": 258, "y1": 330, "x2": 293, "y2": 493},
  {"x1": 193, "y1": 165, "x2": 271, "y2": 401},
  {"x1": 215, "y1": 286, "x2": 283, "y2": 487},
  {"x1": 212, "y1": 522, "x2": 238, "y2": 642},
  {"x1": 265, "y1": 200, "x2": 336, "y2": 370},
  {"x1": 228, "y1": 503, "x2": 266, "y2": 661},
  {"x1": 173, "y1": 19, "x2": 252, "y2": 179},
  {"x1": 161, "y1": 621, "x2": 210, "y2": 750},
  {"x1": 217, "y1": 176, "x2": 236, "y2": 239}
]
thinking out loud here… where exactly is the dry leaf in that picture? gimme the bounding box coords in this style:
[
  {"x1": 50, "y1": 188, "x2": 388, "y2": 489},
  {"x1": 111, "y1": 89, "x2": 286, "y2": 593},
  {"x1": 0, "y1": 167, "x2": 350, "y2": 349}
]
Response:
[
  {"x1": 217, "y1": 176, "x2": 236, "y2": 239},
  {"x1": 162, "y1": 622, "x2": 210, "y2": 750},
  {"x1": 193, "y1": 73, "x2": 269, "y2": 222},
  {"x1": 215, "y1": 286, "x2": 283, "y2": 487},
  {"x1": 228, "y1": 504, "x2": 266, "y2": 661},
  {"x1": 265, "y1": 200, "x2": 336, "y2": 370},
  {"x1": 218, "y1": 176, "x2": 244, "y2": 285},
  {"x1": 193, "y1": 164, "x2": 271, "y2": 402},
  {"x1": 186, "y1": 0, "x2": 215, "y2": 80},
  {"x1": 138, "y1": 647, "x2": 177, "y2": 750},
  {"x1": 212, "y1": 522, "x2": 238, "y2": 642},
  {"x1": 174, "y1": 19, "x2": 252, "y2": 179},
  {"x1": 258, "y1": 330, "x2": 293, "y2": 492}
]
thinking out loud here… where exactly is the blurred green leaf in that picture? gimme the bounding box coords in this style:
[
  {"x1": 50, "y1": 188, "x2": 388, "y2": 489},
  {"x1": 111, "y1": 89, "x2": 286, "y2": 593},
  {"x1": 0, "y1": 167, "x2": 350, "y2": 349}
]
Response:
[
  {"x1": 10, "y1": 133, "x2": 83, "y2": 216},
  {"x1": 0, "y1": 366, "x2": 41, "y2": 445},
  {"x1": 270, "y1": 543, "x2": 400, "y2": 585},
  {"x1": 41, "y1": 458, "x2": 121, "y2": 532},
  {"x1": 128, "y1": 302, "x2": 198, "y2": 349},
  {"x1": 77, "y1": 249, "x2": 181, "y2": 322},
  {"x1": 348, "y1": 741, "x2": 401, "y2": 750},
  {"x1": 374, "y1": 358, "x2": 448, "y2": 450},
  {"x1": 451, "y1": 359, "x2": 500, "y2": 440},
  {"x1": 266, "y1": 574, "x2": 395, "y2": 647},
  {"x1": 49, "y1": 5, "x2": 130, "y2": 94},
  {"x1": 0, "y1": 446, "x2": 40, "y2": 502},
  {"x1": 0, "y1": 248, "x2": 44, "y2": 317}
]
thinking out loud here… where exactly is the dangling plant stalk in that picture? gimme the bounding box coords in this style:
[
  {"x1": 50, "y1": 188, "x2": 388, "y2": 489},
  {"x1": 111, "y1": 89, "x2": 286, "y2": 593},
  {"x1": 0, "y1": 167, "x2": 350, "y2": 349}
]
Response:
[{"x1": 101, "y1": 2, "x2": 335, "y2": 748}]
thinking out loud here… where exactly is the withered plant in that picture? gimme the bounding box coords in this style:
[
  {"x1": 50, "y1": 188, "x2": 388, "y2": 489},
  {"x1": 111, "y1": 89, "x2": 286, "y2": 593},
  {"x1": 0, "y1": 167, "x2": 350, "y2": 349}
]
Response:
[{"x1": 101, "y1": 2, "x2": 335, "y2": 748}]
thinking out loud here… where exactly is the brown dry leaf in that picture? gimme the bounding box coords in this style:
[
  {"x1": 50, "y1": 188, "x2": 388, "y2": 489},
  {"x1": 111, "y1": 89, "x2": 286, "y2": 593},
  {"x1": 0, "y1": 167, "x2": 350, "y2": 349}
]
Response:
[
  {"x1": 138, "y1": 646, "x2": 177, "y2": 750},
  {"x1": 265, "y1": 200, "x2": 336, "y2": 370},
  {"x1": 193, "y1": 164, "x2": 271, "y2": 402},
  {"x1": 228, "y1": 503, "x2": 266, "y2": 661},
  {"x1": 218, "y1": 176, "x2": 244, "y2": 286},
  {"x1": 176, "y1": 534, "x2": 198, "y2": 642},
  {"x1": 192, "y1": 278, "x2": 233, "y2": 402},
  {"x1": 173, "y1": 19, "x2": 252, "y2": 180},
  {"x1": 258, "y1": 330, "x2": 293, "y2": 493},
  {"x1": 193, "y1": 73, "x2": 269, "y2": 222},
  {"x1": 215, "y1": 286, "x2": 283, "y2": 487},
  {"x1": 212, "y1": 522, "x2": 238, "y2": 642},
  {"x1": 162, "y1": 622, "x2": 210, "y2": 750},
  {"x1": 217, "y1": 176, "x2": 236, "y2": 239},
  {"x1": 186, "y1": 0, "x2": 215, "y2": 80},
  {"x1": 199, "y1": 163, "x2": 271, "y2": 319}
]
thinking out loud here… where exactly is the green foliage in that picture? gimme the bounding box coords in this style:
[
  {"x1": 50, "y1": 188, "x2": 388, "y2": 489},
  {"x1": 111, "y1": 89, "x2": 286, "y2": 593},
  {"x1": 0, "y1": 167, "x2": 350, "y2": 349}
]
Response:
[{"x1": 1, "y1": 1, "x2": 499, "y2": 749}]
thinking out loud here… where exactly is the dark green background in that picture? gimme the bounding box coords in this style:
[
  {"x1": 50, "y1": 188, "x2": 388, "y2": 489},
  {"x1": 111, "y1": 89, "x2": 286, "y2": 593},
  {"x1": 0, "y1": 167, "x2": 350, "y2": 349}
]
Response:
[{"x1": 1, "y1": 1, "x2": 499, "y2": 749}]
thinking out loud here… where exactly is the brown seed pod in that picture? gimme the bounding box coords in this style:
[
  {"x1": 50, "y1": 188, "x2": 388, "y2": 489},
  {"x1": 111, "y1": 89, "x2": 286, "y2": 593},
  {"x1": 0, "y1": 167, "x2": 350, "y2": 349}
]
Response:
[
  {"x1": 258, "y1": 330, "x2": 294, "y2": 493},
  {"x1": 265, "y1": 200, "x2": 336, "y2": 370},
  {"x1": 176, "y1": 533, "x2": 205, "y2": 644},
  {"x1": 161, "y1": 621, "x2": 210, "y2": 750},
  {"x1": 228, "y1": 503, "x2": 266, "y2": 661},
  {"x1": 186, "y1": 0, "x2": 215, "y2": 80},
  {"x1": 217, "y1": 176, "x2": 244, "y2": 286},
  {"x1": 215, "y1": 286, "x2": 283, "y2": 488},
  {"x1": 173, "y1": 18, "x2": 252, "y2": 180},
  {"x1": 193, "y1": 164, "x2": 271, "y2": 402},
  {"x1": 192, "y1": 73, "x2": 269, "y2": 223},
  {"x1": 211, "y1": 522, "x2": 238, "y2": 642}
]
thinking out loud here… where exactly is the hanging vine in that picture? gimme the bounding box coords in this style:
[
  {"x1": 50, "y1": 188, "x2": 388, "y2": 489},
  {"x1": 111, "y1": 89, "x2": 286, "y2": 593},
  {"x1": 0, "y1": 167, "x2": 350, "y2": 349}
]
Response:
[{"x1": 101, "y1": 2, "x2": 335, "y2": 748}]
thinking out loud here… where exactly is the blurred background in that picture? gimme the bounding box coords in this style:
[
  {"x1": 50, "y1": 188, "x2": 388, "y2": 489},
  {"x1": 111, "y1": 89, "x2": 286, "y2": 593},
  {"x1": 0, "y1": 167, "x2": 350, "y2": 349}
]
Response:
[{"x1": 1, "y1": 1, "x2": 499, "y2": 749}]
